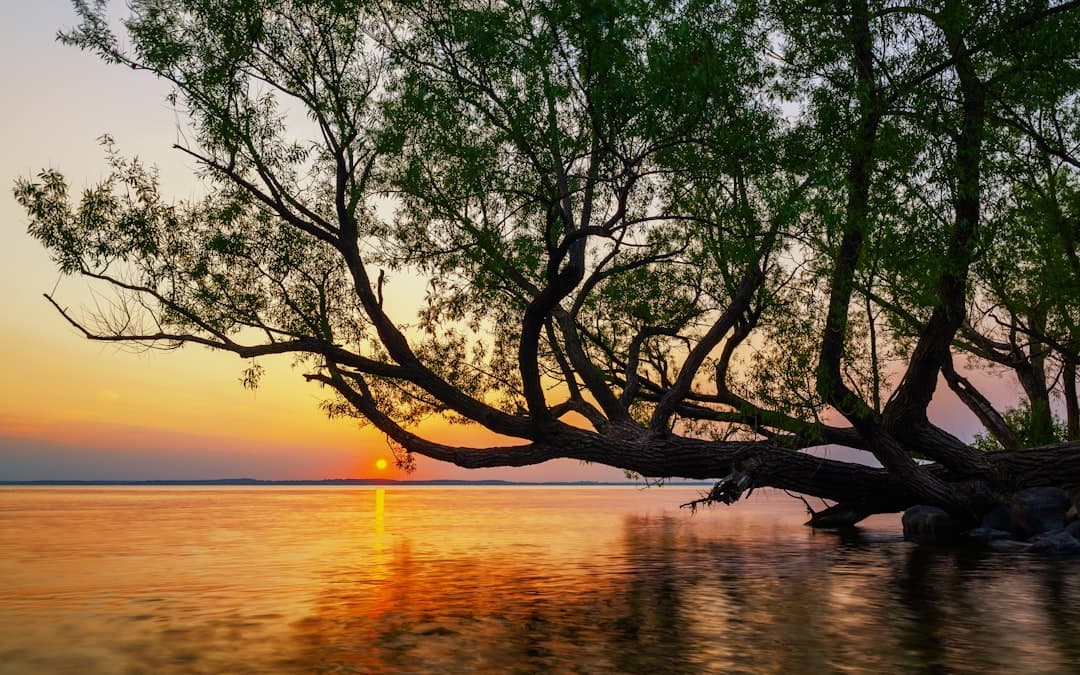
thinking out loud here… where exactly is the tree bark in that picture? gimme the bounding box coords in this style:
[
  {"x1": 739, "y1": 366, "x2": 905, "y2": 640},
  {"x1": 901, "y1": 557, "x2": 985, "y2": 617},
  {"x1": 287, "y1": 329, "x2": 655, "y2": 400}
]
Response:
[
  {"x1": 1066, "y1": 359, "x2": 1079, "y2": 441},
  {"x1": 1019, "y1": 310, "x2": 1055, "y2": 445}
]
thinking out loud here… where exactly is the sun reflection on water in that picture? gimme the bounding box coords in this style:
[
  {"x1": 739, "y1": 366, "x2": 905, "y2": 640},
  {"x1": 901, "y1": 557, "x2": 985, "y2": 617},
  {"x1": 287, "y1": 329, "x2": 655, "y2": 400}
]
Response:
[
  {"x1": 372, "y1": 487, "x2": 387, "y2": 583},
  {"x1": 374, "y1": 487, "x2": 385, "y2": 536}
]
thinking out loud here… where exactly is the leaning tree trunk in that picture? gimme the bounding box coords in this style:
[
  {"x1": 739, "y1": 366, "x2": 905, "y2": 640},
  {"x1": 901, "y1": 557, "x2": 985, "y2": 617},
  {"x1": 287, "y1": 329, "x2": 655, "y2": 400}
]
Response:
[{"x1": 399, "y1": 420, "x2": 1080, "y2": 529}]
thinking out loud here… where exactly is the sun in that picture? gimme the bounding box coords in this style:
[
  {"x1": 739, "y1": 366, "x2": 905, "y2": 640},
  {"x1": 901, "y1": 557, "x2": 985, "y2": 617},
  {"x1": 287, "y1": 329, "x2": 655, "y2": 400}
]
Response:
[{"x1": 374, "y1": 458, "x2": 389, "y2": 471}]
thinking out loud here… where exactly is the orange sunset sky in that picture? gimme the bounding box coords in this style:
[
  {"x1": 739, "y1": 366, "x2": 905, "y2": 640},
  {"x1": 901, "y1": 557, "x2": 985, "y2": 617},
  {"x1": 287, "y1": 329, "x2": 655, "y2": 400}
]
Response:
[{"x1": 0, "y1": 1, "x2": 1025, "y2": 481}]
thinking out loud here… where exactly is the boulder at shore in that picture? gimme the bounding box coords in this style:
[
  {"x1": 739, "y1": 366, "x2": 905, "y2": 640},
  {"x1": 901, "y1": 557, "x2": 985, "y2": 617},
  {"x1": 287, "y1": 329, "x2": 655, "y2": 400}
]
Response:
[
  {"x1": 1009, "y1": 487, "x2": 1070, "y2": 538},
  {"x1": 906, "y1": 487, "x2": 1080, "y2": 555},
  {"x1": 902, "y1": 505, "x2": 955, "y2": 543}
]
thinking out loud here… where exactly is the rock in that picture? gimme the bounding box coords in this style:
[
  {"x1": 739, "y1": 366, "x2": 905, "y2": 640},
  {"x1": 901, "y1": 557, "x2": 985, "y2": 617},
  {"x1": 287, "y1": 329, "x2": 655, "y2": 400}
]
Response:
[
  {"x1": 902, "y1": 505, "x2": 955, "y2": 543},
  {"x1": 980, "y1": 504, "x2": 1012, "y2": 531},
  {"x1": 1029, "y1": 530, "x2": 1080, "y2": 555},
  {"x1": 1009, "y1": 487, "x2": 1070, "y2": 537},
  {"x1": 987, "y1": 539, "x2": 1032, "y2": 553},
  {"x1": 413, "y1": 623, "x2": 457, "y2": 637},
  {"x1": 1066, "y1": 520, "x2": 1080, "y2": 539},
  {"x1": 964, "y1": 527, "x2": 1015, "y2": 542},
  {"x1": 1068, "y1": 492, "x2": 1080, "y2": 522},
  {"x1": 806, "y1": 503, "x2": 865, "y2": 529}
]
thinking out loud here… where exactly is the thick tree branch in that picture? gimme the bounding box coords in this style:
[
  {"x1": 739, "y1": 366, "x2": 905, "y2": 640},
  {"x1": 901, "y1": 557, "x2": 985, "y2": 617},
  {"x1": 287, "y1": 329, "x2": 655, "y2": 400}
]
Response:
[{"x1": 941, "y1": 352, "x2": 1019, "y2": 449}]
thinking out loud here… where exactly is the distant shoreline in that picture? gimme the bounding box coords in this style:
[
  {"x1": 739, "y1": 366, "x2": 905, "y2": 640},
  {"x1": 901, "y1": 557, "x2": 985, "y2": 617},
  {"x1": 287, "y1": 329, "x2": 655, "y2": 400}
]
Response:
[{"x1": 0, "y1": 478, "x2": 712, "y2": 487}]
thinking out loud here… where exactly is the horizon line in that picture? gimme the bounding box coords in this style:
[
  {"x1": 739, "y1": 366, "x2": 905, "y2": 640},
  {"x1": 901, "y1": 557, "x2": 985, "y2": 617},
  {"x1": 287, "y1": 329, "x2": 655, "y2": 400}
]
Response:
[{"x1": 0, "y1": 478, "x2": 714, "y2": 487}]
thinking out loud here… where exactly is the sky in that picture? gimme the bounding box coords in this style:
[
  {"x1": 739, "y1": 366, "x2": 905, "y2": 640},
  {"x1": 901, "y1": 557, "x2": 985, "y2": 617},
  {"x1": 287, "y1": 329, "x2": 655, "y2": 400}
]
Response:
[
  {"x1": 0, "y1": 1, "x2": 1027, "y2": 482},
  {"x1": 0, "y1": 0, "x2": 636, "y2": 482}
]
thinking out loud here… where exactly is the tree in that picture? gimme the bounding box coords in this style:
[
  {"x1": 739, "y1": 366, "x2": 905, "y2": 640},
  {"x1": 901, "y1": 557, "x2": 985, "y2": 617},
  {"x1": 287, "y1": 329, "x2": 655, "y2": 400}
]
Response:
[
  {"x1": 958, "y1": 139, "x2": 1080, "y2": 445},
  {"x1": 14, "y1": 0, "x2": 1080, "y2": 526}
]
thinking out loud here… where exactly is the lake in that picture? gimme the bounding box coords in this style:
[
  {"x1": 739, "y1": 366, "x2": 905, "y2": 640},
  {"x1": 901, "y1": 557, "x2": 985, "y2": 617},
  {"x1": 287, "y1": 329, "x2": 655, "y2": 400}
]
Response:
[{"x1": 1, "y1": 486, "x2": 1078, "y2": 673}]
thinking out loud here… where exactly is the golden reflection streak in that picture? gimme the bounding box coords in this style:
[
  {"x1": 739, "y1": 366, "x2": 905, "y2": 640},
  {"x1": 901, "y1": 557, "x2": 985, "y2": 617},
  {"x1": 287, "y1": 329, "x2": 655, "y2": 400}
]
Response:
[
  {"x1": 372, "y1": 488, "x2": 386, "y2": 581},
  {"x1": 374, "y1": 488, "x2": 385, "y2": 536}
]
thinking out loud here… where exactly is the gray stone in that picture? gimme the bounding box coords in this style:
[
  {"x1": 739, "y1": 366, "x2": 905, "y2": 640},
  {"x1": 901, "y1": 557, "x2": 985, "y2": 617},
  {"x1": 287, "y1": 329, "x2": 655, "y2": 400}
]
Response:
[
  {"x1": 1068, "y1": 492, "x2": 1080, "y2": 522},
  {"x1": 964, "y1": 527, "x2": 1015, "y2": 542},
  {"x1": 902, "y1": 505, "x2": 955, "y2": 543},
  {"x1": 1009, "y1": 487, "x2": 1070, "y2": 537},
  {"x1": 1029, "y1": 530, "x2": 1080, "y2": 555}
]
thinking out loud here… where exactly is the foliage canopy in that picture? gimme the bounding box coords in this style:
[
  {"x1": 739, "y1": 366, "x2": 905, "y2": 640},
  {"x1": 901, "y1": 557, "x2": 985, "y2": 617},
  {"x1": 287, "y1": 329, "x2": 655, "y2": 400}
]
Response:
[{"x1": 15, "y1": 0, "x2": 1080, "y2": 522}]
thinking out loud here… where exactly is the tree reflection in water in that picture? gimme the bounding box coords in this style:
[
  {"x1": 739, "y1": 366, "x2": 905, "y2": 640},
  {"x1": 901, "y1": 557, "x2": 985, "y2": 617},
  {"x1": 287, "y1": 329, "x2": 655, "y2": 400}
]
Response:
[{"x1": 284, "y1": 507, "x2": 1080, "y2": 674}]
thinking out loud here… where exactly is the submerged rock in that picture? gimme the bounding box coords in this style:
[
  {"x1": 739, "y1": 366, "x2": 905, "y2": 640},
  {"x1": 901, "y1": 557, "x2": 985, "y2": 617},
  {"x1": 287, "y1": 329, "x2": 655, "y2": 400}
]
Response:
[
  {"x1": 902, "y1": 505, "x2": 955, "y2": 543},
  {"x1": 1028, "y1": 530, "x2": 1080, "y2": 555},
  {"x1": 987, "y1": 538, "x2": 1033, "y2": 553},
  {"x1": 1009, "y1": 487, "x2": 1070, "y2": 538},
  {"x1": 964, "y1": 527, "x2": 1015, "y2": 542}
]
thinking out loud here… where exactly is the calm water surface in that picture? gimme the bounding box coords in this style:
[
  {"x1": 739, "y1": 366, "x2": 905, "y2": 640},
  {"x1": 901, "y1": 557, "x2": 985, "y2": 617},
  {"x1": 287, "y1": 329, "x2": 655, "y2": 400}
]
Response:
[{"x1": 1, "y1": 486, "x2": 1079, "y2": 674}]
